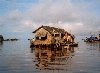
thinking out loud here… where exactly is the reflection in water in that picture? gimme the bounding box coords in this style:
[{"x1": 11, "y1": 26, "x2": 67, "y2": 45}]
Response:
[
  {"x1": 0, "y1": 40, "x2": 100, "y2": 73},
  {"x1": 0, "y1": 41, "x2": 3, "y2": 45},
  {"x1": 86, "y1": 42, "x2": 100, "y2": 52},
  {"x1": 99, "y1": 42, "x2": 100, "y2": 51},
  {"x1": 31, "y1": 46, "x2": 75, "y2": 71}
]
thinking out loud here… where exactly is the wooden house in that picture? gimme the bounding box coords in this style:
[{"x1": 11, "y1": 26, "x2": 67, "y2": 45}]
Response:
[
  {"x1": 0, "y1": 35, "x2": 4, "y2": 42},
  {"x1": 32, "y1": 25, "x2": 75, "y2": 46}
]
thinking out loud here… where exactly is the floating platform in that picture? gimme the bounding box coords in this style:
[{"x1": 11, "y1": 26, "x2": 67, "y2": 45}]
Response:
[{"x1": 30, "y1": 42, "x2": 78, "y2": 48}]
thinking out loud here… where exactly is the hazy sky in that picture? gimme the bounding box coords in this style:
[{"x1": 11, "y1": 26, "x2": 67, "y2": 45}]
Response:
[{"x1": 0, "y1": 0, "x2": 100, "y2": 39}]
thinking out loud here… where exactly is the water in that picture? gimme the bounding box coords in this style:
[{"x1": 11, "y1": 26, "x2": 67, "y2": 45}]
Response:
[
  {"x1": 0, "y1": 40, "x2": 35, "y2": 73},
  {"x1": 0, "y1": 39, "x2": 100, "y2": 73}
]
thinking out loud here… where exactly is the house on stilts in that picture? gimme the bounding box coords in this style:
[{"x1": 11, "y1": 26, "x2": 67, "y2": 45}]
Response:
[{"x1": 31, "y1": 25, "x2": 76, "y2": 47}]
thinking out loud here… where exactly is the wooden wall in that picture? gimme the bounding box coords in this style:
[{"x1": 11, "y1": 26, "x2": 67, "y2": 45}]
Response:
[{"x1": 34, "y1": 28, "x2": 53, "y2": 45}]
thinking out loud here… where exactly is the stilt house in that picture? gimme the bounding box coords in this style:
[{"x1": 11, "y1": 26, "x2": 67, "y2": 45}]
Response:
[{"x1": 32, "y1": 25, "x2": 74, "y2": 45}]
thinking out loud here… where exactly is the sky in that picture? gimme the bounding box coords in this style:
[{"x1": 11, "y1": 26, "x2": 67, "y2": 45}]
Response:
[{"x1": 0, "y1": 0, "x2": 100, "y2": 39}]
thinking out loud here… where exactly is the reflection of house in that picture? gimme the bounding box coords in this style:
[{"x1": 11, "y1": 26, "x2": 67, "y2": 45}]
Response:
[
  {"x1": 33, "y1": 46, "x2": 74, "y2": 70},
  {"x1": 32, "y1": 25, "x2": 75, "y2": 45},
  {"x1": 0, "y1": 35, "x2": 4, "y2": 42}
]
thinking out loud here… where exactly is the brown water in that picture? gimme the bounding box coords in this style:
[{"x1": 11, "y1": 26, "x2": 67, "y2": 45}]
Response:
[{"x1": 0, "y1": 40, "x2": 100, "y2": 73}]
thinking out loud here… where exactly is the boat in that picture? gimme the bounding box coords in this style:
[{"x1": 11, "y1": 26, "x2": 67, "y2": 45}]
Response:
[{"x1": 83, "y1": 35, "x2": 100, "y2": 43}]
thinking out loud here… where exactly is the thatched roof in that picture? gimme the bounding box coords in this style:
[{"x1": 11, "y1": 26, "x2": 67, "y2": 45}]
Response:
[
  {"x1": 33, "y1": 25, "x2": 66, "y2": 34},
  {"x1": 32, "y1": 25, "x2": 75, "y2": 39}
]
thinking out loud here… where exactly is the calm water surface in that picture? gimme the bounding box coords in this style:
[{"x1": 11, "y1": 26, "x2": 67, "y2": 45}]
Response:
[{"x1": 0, "y1": 39, "x2": 100, "y2": 73}]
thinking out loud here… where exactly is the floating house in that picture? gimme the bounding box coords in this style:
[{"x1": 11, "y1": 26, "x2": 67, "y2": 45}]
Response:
[{"x1": 31, "y1": 25, "x2": 75, "y2": 46}]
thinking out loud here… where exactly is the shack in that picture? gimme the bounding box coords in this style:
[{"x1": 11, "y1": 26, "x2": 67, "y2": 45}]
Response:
[
  {"x1": 31, "y1": 25, "x2": 75, "y2": 46},
  {"x1": 0, "y1": 35, "x2": 4, "y2": 42}
]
